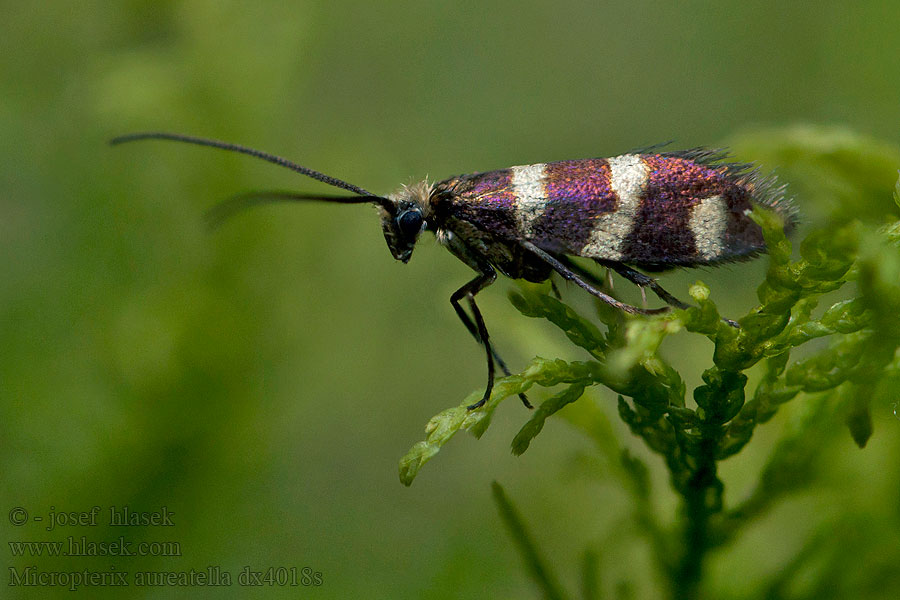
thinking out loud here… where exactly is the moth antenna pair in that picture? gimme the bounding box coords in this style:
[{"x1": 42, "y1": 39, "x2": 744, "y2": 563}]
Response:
[{"x1": 110, "y1": 131, "x2": 391, "y2": 210}]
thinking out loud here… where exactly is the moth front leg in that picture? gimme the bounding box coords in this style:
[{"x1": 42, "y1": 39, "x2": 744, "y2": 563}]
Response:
[
  {"x1": 449, "y1": 267, "x2": 499, "y2": 410},
  {"x1": 449, "y1": 294, "x2": 533, "y2": 409},
  {"x1": 443, "y1": 230, "x2": 531, "y2": 409}
]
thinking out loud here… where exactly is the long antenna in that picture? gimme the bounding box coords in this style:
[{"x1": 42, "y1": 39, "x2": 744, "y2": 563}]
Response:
[
  {"x1": 205, "y1": 190, "x2": 379, "y2": 229},
  {"x1": 110, "y1": 132, "x2": 391, "y2": 207}
]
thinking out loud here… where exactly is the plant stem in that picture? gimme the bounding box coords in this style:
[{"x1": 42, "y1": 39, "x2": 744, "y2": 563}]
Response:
[{"x1": 671, "y1": 427, "x2": 723, "y2": 599}]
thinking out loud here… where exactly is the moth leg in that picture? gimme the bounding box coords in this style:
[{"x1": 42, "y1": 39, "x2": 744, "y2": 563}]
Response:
[
  {"x1": 601, "y1": 262, "x2": 739, "y2": 328},
  {"x1": 450, "y1": 268, "x2": 501, "y2": 410},
  {"x1": 449, "y1": 301, "x2": 506, "y2": 370},
  {"x1": 450, "y1": 296, "x2": 532, "y2": 408},
  {"x1": 556, "y1": 256, "x2": 618, "y2": 297},
  {"x1": 445, "y1": 231, "x2": 531, "y2": 409},
  {"x1": 598, "y1": 261, "x2": 690, "y2": 310},
  {"x1": 521, "y1": 242, "x2": 669, "y2": 316}
]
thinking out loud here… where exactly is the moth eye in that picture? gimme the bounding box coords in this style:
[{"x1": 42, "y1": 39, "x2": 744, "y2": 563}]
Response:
[{"x1": 397, "y1": 209, "x2": 424, "y2": 238}]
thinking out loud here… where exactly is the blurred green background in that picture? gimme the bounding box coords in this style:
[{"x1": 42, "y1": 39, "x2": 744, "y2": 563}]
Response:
[{"x1": 3, "y1": 1, "x2": 899, "y2": 598}]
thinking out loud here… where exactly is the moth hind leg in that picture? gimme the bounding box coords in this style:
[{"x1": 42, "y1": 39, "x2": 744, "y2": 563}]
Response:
[
  {"x1": 597, "y1": 260, "x2": 691, "y2": 310},
  {"x1": 599, "y1": 260, "x2": 739, "y2": 328},
  {"x1": 521, "y1": 242, "x2": 668, "y2": 317}
]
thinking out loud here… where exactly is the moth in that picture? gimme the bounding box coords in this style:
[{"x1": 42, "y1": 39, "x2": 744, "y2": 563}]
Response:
[{"x1": 112, "y1": 133, "x2": 795, "y2": 410}]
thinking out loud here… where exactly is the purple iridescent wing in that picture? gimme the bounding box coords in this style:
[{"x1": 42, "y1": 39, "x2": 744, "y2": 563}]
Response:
[{"x1": 436, "y1": 152, "x2": 791, "y2": 269}]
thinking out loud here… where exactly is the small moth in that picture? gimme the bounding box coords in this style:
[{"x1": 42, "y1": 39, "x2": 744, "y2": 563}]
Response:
[{"x1": 112, "y1": 133, "x2": 796, "y2": 410}]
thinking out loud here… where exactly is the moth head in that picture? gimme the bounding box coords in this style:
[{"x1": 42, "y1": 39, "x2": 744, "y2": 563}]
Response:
[{"x1": 379, "y1": 181, "x2": 432, "y2": 263}]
